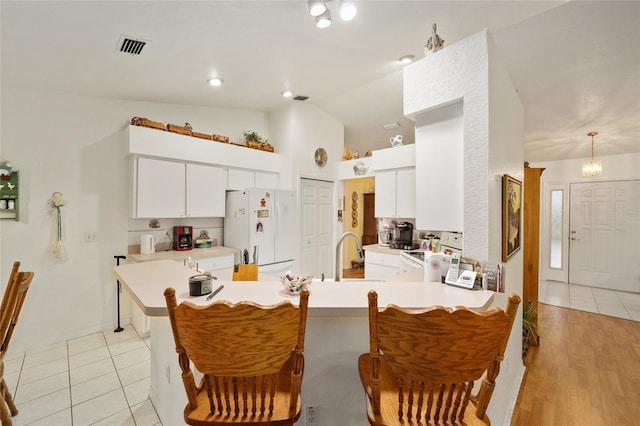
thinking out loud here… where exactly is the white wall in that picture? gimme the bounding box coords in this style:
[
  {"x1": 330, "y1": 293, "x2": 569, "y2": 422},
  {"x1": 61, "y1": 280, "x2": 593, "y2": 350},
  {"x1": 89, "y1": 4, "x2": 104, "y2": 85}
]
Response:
[
  {"x1": 270, "y1": 102, "x2": 345, "y2": 271},
  {"x1": 530, "y1": 152, "x2": 640, "y2": 282},
  {"x1": 405, "y1": 29, "x2": 525, "y2": 426},
  {"x1": 0, "y1": 89, "x2": 268, "y2": 352}
]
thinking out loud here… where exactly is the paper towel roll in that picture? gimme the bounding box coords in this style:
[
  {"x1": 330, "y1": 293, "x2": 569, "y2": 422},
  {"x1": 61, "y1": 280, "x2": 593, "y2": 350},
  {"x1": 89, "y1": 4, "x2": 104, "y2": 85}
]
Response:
[{"x1": 424, "y1": 253, "x2": 443, "y2": 283}]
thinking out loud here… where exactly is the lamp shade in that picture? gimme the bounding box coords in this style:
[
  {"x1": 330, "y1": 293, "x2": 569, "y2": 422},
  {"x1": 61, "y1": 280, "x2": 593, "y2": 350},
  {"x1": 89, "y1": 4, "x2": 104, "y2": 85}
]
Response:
[
  {"x1": 315, "y1": 9, "x2": 332, "y2": 28},
  {"x1": 582, "y1": 131, "x2": 602, "y2": 177},
  {"x1": 308, "y1": 0, "x2": 326, "y2": 17},
  {"x1": 582, "y1": 160, "x2": 602, "y2": 177},
  {"x1": 339, "y1": 1, "x2": 357, "y2": 21}
]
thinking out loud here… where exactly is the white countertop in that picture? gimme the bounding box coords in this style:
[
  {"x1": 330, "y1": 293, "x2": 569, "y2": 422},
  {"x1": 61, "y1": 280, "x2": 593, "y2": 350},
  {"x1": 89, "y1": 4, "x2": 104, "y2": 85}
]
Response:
[
  {"x1": 128, "y1": 246, "x2": 236, "y2": 263},
  {"x1": 362, "y1": 243, "x2": 406, "y2": 255},
  {"x1": 113, "y1": 260, "x2": 494, "y2": 317}
]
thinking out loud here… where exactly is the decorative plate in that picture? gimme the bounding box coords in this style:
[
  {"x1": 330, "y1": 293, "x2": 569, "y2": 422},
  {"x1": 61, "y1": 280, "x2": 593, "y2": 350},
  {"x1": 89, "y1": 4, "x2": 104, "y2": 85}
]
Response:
[{"x1": 314, "y1": 148, "x2": 327, "y2": 167}]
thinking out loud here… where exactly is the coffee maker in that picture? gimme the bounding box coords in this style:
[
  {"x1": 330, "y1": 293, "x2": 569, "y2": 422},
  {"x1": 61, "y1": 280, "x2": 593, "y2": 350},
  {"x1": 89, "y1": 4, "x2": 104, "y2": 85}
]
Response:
[
  {"x1": 173, "y1": 226, "x2": 193, "y2": 251},
  {"x1": 390, "y1": 221, "x2": 416, "y2": 249}
]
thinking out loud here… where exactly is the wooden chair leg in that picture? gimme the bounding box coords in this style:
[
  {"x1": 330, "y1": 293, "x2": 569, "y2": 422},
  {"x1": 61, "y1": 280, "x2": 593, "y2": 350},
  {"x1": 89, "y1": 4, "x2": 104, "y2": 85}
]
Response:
[
  {"x1": 0, "y1": 389, "x2": 12, "y2": 426},
  {"x1": 1, "y1": 379, "x2": 17, "y2": 416}
]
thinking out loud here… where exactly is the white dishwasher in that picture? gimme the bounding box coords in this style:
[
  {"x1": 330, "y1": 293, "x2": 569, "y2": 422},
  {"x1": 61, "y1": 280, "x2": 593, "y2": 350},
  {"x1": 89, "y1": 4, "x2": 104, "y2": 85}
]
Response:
[{"x1": 399, "y1": 250, "x2": 425, "y2": 273}]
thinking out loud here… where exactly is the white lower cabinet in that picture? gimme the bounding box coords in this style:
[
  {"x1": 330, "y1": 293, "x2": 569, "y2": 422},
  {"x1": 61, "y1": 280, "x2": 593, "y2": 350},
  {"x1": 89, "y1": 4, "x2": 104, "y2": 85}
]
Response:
[
  {"x1": 364, "y1": 250, "x2": 401, "y2": 281},
  {"x1": 131, "y1": 299, "x2": 150, "y2": 338},
  {"x1": 193, "y1": 254, "x2": 234, "y2": 281}
]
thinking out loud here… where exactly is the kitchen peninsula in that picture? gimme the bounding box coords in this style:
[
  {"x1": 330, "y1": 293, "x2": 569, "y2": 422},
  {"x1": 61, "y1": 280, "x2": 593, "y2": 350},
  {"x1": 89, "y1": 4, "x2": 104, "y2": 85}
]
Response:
[{"x1": 114, "y1": 260, "x2": 494, "y2": 425}]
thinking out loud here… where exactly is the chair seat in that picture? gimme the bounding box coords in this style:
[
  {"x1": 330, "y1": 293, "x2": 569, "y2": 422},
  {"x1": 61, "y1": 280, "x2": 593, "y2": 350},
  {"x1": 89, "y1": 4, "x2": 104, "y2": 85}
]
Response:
[{"x1": 358, "y1": 354, "x2": 490, "y2": 426}]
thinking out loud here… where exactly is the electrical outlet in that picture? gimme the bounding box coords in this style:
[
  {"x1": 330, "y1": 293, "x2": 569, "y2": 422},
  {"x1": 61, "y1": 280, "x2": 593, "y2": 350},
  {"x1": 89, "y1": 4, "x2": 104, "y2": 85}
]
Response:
[
  {"x1": 84, "y1": 232, "x2": 98, "y2": 242},
  {"x1": 305, "y1": 404, "x2": 318, "y2": 425}
]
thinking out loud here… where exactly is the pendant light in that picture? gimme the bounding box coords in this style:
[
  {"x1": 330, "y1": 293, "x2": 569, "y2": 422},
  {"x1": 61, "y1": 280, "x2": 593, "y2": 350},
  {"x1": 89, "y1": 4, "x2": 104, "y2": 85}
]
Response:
[{"x1": 582, "y1": 131, "x2": 602, "y2": 177}]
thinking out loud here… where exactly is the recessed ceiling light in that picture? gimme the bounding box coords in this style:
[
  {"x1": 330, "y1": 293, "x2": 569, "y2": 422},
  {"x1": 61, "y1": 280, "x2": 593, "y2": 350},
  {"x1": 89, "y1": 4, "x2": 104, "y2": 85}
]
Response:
[
  {"x1": 282, "y1": 90, "x2": 293, "y2": 98},
  {"x1": 207, "y1": 77, "x2": 223, "y2": 87},
  {"x1": 398, "y1": 55, "x2": 415, "y2": 64}
]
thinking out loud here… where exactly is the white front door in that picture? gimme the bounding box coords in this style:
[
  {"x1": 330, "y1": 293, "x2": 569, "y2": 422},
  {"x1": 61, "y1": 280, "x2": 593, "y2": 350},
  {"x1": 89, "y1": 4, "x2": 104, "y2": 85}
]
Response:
[
  {"x1": 299, "y1": 179, "x2": 333, "y2": 278},
  {"x1": 569, "y1": 180, "x2": 640, "y2": 292}
]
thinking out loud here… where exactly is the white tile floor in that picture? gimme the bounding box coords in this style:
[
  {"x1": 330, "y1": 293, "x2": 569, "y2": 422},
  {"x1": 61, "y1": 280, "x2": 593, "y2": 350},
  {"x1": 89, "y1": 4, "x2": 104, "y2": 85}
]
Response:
[
  {"x1": 4, "y1": 327, "x2": 159, "y2": 426},
  {"x1": 539, "y1": 280, "x2": 640, "y2": 321},
  {"x1": 5, "y1": 281, "x2": 639, "y2": 426}
]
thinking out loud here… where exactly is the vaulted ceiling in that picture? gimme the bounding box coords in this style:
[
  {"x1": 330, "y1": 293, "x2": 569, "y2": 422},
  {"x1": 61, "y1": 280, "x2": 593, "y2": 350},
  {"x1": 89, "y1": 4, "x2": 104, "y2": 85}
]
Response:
[{"x1": 2, "y1": 1, "x2": 638, "y2": 162}]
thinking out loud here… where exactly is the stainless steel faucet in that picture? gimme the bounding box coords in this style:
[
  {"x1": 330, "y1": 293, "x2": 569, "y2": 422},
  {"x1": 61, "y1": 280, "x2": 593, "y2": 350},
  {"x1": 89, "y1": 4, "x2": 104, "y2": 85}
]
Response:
[{"x1": 335, "y1": 231, "x2": 364, "y2": 281}]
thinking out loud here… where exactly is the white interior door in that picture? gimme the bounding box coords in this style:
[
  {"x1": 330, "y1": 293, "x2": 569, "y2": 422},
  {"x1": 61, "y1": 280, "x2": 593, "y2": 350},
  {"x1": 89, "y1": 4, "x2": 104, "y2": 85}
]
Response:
[
  {"x1": 299, "y1": 179, "x2": 333, "y2": 277},
  {"x1": 569, "y1": 180, "x2": 640, "y2": 292}
]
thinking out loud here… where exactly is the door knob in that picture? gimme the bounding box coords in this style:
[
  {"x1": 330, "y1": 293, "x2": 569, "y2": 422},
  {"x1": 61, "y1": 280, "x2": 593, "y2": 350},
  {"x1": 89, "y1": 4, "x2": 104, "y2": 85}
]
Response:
[{"x1": 571, "y1": 237, "x2": 580, "y2": 240}]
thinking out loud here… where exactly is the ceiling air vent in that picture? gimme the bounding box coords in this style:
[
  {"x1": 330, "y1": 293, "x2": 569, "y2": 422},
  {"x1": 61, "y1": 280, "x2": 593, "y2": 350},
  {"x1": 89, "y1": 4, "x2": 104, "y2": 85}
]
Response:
[
  {"x1": 116, "y1": 35, "x2": 148, "y2": 55},
  {"x1": 293, "y1": 95, "x2": 309, "y2": 101}
]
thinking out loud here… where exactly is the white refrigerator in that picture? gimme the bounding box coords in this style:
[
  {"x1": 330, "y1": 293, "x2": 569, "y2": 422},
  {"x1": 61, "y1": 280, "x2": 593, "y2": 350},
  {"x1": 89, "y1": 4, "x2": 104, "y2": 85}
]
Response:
[{"x1": 224, "y1": 189, "x2": 297, "y2": 275}]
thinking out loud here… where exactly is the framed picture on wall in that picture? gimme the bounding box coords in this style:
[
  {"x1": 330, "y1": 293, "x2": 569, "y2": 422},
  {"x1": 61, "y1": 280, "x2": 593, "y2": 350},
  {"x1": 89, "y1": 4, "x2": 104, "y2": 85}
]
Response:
[{"x1": 502, "y1": 174, "x2": 522, "y2": 262}]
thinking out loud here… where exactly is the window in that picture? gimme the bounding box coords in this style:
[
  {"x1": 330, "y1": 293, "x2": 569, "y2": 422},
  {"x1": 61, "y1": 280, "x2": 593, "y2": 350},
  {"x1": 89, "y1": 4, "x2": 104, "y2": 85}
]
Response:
[{"x1": 549, "y1": 189, "x2": 563, "y2": 269}]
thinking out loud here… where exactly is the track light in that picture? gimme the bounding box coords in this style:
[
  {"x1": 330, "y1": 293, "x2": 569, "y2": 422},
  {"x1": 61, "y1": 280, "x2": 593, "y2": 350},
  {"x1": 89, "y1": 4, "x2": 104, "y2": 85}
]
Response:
[
  {"x1": 308, "y1": 0, "x2": 327, "y2": 17},
  {"x1": 339, "y1": 0, "x2": 357, "y2": 21},
  {"x1": 315, "y1": 9, "x2": 332, "y2": 28}
]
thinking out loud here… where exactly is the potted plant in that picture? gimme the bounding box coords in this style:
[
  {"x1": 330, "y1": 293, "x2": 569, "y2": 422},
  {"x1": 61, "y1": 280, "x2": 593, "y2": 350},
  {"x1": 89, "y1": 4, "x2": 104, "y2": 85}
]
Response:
[
  {"x1": 522, "y1": 300, "x2": 540, "y2": 357},
  {"x1": 243, "y1": 130, "x2": 274, "y2": 152}
]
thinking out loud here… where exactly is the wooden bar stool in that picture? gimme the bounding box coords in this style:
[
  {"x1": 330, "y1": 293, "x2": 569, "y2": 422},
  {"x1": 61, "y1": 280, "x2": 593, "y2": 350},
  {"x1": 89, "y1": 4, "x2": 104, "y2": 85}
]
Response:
[
  {"x1": 0, "y1": 262, "x2": 35, "y2": 426},
  {"x1": 164, "y1": 287, "x2": 309, "y2": 425},
  {"x1": 358, "y1": 291, "x2": 520, "y2": 425}
]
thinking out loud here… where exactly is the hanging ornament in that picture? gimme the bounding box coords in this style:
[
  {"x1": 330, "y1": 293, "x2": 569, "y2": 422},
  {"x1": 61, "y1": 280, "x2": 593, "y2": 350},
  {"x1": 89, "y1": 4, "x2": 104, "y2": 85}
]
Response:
[{"x1": 51, "y1": 192, "x2": 65, "y2": 259}]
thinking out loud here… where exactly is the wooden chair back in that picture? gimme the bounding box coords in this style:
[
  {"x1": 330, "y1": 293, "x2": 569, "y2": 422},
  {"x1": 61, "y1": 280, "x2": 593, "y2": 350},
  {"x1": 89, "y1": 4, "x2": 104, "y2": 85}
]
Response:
[
  {"x1": 164, "y1": 287, "x2": 309, "y2": 425},
  {"x1": 0, "y1": 264, "x2": 34, "y2": 357},
  {"x1": 0, "y1": 262, "x2": 35, "y2": 426},
  {"x1": 359, "y1": 291, "x2": 520, "y2": 425}
]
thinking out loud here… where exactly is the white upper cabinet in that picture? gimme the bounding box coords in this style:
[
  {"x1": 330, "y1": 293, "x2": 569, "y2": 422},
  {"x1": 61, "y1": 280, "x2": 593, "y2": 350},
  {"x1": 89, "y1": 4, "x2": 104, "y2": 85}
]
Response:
[
  {"x1": 186, "y1": 163, "x2": 225, "y2": 217},
  {"x1": 135, "y1": 157, "x2": 185, "y2": 218},
  {"x1": 372, "y1": 144, "x2": 416, "y2": 218},
  {"x1": 374, "y1": 168, "x2": 416, "y2": 218},
  {"x1": 227, "y1": 169, "x2": 279, "y2": 190},
  {"x1": 414, "y1": 102, "x2": 464, "y2": 231},
  {"x1": 133, "y1": 157, "x2": 225, "y2": 218},
  {"x1": 227, "y1": 169, "x2": 255, "y2": 191},
  {"x1": 395, "y1": 168, "x2": 416, "y2": 218}
]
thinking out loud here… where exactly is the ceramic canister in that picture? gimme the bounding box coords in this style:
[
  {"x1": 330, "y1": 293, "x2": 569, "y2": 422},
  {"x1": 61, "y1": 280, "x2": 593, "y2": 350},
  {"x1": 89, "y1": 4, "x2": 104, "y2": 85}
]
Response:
[{"x1": 189, "y1": 274, "x2": 213, "y2": 296}]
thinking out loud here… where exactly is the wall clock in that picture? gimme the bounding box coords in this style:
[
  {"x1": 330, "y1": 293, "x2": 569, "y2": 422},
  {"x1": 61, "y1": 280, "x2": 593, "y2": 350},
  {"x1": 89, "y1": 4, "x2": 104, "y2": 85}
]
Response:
[{"x1": 314, "y1": 148, "x2": 327, "y2": 167}]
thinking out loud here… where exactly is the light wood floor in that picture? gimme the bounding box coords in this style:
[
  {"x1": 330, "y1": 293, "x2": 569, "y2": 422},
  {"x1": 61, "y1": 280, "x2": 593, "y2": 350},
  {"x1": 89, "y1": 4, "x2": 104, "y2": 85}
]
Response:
[
  {"x1": 342, "y1": 267, "x2": 364, "y2": 279},
  {"x1": 511, "y1": 302, "x2": 640, "y2": 425}
]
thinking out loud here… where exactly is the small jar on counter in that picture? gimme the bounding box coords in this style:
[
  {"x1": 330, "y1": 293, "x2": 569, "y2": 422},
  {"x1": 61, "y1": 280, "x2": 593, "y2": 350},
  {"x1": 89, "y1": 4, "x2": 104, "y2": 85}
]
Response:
[{"x1": 431, "y1": 237, "x2": 441, "y2": 252}]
